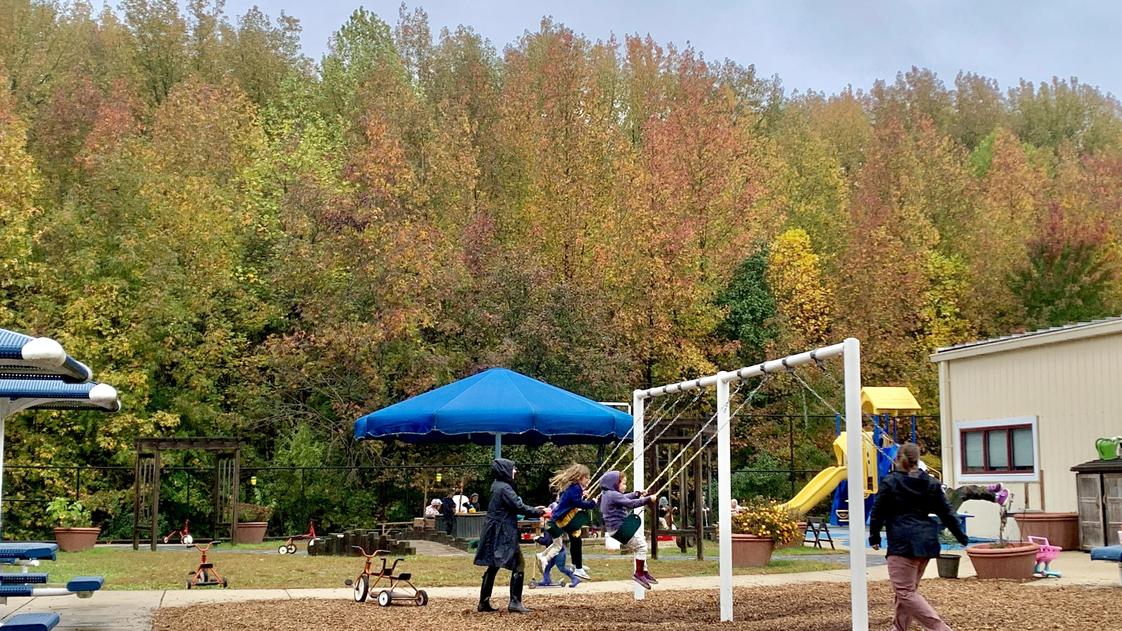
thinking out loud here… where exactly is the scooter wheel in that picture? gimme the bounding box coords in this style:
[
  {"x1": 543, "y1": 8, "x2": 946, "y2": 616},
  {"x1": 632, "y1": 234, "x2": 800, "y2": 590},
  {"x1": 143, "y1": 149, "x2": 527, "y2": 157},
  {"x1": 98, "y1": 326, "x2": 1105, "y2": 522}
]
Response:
[
  {"x1": 377, "y1": 590, "x2": 392, "y2": 607},
  {"x1": 352, "y1": 574, "x2": 369, "y2": 603},
  {"x1": 278, "y1": 544, "x2": 289, "y2": 554},
  {"x1": 528, "y1": 580, "x2": 537, "y2": 589},
  {"x1": 286, "y1": 544, "x2": 297, "y2": 554},
  {"x1": 414, "y1": 590, "x2": 428, "y2": 606}
]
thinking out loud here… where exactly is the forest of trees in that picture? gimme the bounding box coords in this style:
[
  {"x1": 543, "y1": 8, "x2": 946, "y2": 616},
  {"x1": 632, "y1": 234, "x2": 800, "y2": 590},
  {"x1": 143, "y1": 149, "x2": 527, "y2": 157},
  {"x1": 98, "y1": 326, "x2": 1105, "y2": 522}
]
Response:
[{"x1": 2, "y1": 1, "x2": 1121, "y2": 536}]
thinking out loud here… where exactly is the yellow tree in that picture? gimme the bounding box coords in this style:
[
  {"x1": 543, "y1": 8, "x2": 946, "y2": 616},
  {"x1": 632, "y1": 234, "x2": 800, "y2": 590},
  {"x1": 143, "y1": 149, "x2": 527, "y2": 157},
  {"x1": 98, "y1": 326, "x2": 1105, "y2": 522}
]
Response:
[
  {"x1": 766, "y1": 228, "x2": 833, "y2": 353},
  {"x1": 0, "y1": 82, "x2": 40, "y2": 328}
]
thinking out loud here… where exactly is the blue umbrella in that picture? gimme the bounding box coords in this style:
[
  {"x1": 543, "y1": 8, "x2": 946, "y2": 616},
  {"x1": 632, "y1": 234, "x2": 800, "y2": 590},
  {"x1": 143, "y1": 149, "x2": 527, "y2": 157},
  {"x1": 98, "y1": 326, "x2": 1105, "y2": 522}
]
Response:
[
  {"x1": 354, "y1": 368, "x2": 632, "y2": 457},
  {"x1": 0, "y1": 329, "x2": 93, "y2": 383}
]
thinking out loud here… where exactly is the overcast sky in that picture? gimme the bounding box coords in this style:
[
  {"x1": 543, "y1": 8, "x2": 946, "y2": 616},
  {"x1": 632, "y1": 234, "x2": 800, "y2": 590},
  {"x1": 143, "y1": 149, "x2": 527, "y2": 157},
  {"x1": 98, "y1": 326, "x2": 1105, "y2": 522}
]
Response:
[{"x1": 221, "y1": 0, "x2": 1122, "y2": 98}]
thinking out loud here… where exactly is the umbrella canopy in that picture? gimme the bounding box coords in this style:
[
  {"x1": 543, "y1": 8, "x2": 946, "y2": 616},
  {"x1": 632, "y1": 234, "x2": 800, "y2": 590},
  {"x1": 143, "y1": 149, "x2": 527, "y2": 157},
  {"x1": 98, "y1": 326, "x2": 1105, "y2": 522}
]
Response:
[
  {"x1": 0, "y1": 378, "x2": 121, "y2": 414},
  {"x1": 354, "y1": 368, "x2": 632, "y2": 446},
  {"x1": 0, "y1": 329, "x2": 92, "y2": 383}
]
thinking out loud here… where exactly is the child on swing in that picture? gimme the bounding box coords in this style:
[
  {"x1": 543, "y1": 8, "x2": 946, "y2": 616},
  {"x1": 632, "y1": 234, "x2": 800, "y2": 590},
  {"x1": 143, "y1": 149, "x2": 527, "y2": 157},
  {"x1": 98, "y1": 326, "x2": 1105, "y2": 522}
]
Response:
[
  {"x1": 599, "y1": 470, "x2": 657, "y2": 588},
  {"x1": 541, "y1": 463, "x2": 598, "y2": 580}
]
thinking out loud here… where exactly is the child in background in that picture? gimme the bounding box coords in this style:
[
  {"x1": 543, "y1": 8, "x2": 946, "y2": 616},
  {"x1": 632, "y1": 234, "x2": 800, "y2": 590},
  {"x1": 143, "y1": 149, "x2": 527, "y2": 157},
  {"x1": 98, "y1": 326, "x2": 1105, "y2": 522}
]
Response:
[
  {"x1": 547, "y1": 463, "x2": 598, "y2": 580},
  {"x1": 598, "y1": 470, "x2": 657, "y2": 588},
  {"x1": 534, "y1": 506, "x2": 580, "y2": 587}
]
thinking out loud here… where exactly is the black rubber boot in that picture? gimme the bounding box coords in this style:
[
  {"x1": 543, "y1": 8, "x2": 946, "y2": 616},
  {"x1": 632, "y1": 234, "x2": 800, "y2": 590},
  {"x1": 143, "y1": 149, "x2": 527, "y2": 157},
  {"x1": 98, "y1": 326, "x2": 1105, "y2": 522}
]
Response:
[
  {"x1": 477, "y1": 567, "x2": 499, "y2": 612},
  {"x1": 508, "y1": 571, "x2": 531, "y2": 613}
]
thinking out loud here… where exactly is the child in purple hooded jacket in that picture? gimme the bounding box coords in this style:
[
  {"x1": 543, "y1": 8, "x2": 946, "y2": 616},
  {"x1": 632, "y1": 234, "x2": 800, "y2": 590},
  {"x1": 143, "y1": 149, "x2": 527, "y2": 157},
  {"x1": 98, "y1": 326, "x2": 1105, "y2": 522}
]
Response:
[{"x1": 599, "y1": 470, "x2": 657, "y2": 589}]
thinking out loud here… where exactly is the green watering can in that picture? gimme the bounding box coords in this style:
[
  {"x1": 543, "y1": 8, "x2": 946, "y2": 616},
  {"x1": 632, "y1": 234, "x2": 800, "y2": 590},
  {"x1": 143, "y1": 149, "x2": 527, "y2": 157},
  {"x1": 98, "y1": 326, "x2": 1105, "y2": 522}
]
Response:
[{"x1": 1096, "y1": 437, "x2": 1121, "y2": 460}]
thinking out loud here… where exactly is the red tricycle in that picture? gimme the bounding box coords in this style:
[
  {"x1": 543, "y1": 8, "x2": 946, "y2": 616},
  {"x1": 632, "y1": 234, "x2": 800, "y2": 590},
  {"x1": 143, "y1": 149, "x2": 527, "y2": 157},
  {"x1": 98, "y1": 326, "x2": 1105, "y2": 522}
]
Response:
[
  {"x1": 278, "y1": 520, "x2": 316, "y2": 555},
  {"x1": 186, "y1": 541, "x2": 228, "y2": 589},
  {"x1": 163, "y1": 519, "x2": 193, "y2": 546},
  {"x1": 344, "y1": 546, "x2": 428, "y2": 607}
]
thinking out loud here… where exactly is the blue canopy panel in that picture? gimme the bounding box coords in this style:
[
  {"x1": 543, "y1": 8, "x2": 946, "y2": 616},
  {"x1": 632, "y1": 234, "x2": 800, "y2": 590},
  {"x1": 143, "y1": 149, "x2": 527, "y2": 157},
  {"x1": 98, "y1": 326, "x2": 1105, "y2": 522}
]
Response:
[
  {"x1": 354, "y1": 368, "x2": 632, "y2": 446},
  {"x1": 0, "y1": 329, "x2": 93, "y2": 383},
  {"x1": 0, "y1": 378, "x2": 120, "y2": 413}
]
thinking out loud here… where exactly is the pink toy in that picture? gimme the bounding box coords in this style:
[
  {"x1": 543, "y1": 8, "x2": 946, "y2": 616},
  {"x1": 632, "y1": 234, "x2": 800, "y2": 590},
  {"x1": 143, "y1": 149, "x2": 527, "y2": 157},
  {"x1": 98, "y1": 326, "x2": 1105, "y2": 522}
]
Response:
[{"x1": 1027, "y1": 536, "x2": 1062, "y2": 578}]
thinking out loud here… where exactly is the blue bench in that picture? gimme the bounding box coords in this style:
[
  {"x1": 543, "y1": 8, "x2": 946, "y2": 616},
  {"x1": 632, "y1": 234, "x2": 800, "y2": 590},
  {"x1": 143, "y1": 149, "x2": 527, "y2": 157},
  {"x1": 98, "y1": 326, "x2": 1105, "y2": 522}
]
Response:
[
  {"x1": 0, "y1": 574, "x2": 49, "y2": 584},
  {"x1": 1090, "y1": 545, "x2": 1121, "y2": 586},
  {"x1": 0, "y1": 612, "x2": 60, "y2": 631},
  {"x1": 0, "y1": 545, "x2": 57, "y2": 562},
  {"x1": 65, "y1": 576, "x2": 104, "y2": 594}
]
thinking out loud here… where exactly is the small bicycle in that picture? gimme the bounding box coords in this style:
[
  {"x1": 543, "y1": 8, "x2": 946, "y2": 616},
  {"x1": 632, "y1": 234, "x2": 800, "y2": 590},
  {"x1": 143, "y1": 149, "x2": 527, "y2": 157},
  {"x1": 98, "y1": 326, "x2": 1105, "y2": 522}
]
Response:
[
  {"x1": 278, "y1": 520, "x2": 316, "y2": 555},
  {"x1": 344, "y1": 546, "x2": 428, "y2": 607},
  {"x1": 186, "y1": 541, "x2": 228, "y2": 589}
]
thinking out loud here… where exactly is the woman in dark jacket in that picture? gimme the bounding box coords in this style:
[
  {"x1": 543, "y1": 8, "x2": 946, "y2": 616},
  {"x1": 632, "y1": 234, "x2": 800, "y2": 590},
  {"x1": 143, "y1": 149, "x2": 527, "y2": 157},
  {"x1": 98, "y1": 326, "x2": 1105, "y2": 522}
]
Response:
[
  {"x1": 869, "y1": 443, "x2": 968, "y2": 631},
  {"x1": 473, "y1": 458, "x2": 544, "y2": 613}
]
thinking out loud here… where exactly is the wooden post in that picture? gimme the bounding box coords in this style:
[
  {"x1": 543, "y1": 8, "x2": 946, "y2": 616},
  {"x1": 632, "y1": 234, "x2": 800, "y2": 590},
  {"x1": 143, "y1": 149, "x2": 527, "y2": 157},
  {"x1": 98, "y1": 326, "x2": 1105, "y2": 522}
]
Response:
[
  {"x1": 694, "y1": 446, "x2": 704, "y2": 561},
  {"x1": 231, "y1": 447, "x2": 241, "y2": 543},
  {"x1": 132, "y1": 446, "x2": 141, "y2": 551},
  {"x1": 150, "y1": 449, "x2": 161, "y2": 551}
]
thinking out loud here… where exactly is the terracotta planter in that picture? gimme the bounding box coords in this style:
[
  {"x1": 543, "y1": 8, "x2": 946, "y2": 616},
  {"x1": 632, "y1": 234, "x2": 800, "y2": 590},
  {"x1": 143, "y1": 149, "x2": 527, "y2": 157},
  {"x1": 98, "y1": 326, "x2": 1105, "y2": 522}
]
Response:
[
  {"x1": 53, "y1": 527, "x2": 100, "y2": 552},
  {"x1": 731, "y1": 533, "x2": 774, "y2": 567},
  {"x1": 1012, "y1": 512, "x2": 1079, "y2": 550},
  {"x1": 965, "y1": 541, "x2": 1039, "y2": 579},
  {"x1": 234, "y1": 521, "x2": 269, "y2": 544}
]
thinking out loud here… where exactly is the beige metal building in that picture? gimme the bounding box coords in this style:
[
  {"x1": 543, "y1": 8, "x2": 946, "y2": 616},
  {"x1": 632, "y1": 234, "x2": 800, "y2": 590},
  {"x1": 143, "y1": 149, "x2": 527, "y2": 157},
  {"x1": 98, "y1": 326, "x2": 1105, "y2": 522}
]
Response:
[{"x1": 930, "y1": 317, "x2": 1122, "y2": 539}]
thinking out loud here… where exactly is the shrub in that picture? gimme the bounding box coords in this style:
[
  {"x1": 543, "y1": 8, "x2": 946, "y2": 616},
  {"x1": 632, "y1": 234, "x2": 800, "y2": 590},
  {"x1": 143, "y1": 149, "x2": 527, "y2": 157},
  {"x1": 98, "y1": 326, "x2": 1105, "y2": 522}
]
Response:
[
  {"x1": 46, "y1": 498, "x2": 92, "y2": 528},
  {"x1": 731, "y1": 498, "x2": 801, "y2": 545},
  {"x1": 237, "y1": 502, "x2": 275, "y2": 522}
]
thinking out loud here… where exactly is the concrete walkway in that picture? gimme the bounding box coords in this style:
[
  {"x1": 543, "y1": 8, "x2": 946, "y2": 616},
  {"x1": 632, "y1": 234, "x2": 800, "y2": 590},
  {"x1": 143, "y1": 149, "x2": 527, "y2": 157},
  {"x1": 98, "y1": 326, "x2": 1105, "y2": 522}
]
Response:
[{"x1": 2, "y1": 550, "x2": 1116, "y2": 630}]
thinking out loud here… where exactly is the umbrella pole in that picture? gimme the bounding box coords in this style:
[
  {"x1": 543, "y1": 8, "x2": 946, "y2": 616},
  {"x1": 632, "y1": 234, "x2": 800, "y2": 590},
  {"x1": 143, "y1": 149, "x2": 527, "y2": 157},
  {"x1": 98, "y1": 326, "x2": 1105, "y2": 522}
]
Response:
[{"x1": 494, "y1": 434, "x2": 502, "y2": 460}]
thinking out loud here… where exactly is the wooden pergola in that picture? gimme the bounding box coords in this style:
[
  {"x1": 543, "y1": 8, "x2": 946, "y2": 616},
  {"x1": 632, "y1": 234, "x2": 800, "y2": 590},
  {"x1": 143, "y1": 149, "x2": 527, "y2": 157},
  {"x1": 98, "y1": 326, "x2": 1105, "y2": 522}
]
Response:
[{"x1": 132, "y1": 438, "x2": 241, "y2": 551}]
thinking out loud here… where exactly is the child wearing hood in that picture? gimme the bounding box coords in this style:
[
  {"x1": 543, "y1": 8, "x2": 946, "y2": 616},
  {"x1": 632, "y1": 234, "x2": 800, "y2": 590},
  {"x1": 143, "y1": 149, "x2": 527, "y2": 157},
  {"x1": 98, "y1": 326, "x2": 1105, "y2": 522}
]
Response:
[
  {"x1": 544, "y1": 463, "x2": 597, "y2": 580},
  {"x1": 473, "y1": 458, "x2": 544, "y2": 614},
  {"x1": 599, "y1": 470, "x2": 657, "y2": 588}
]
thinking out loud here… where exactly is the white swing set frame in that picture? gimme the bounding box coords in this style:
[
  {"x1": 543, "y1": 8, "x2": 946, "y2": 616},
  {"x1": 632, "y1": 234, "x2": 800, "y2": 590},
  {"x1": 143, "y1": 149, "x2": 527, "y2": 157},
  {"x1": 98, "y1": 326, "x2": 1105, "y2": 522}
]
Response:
[{"x1": 630, "y1": 338, "x2": 867, "y2": 629}]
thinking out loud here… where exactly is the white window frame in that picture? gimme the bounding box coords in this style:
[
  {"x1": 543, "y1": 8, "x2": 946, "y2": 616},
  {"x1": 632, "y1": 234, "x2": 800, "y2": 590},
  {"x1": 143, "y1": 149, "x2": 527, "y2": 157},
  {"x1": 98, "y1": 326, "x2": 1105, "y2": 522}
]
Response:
[{"x1": 953, "y1": 416, "x2": 1040, "y2": 483}]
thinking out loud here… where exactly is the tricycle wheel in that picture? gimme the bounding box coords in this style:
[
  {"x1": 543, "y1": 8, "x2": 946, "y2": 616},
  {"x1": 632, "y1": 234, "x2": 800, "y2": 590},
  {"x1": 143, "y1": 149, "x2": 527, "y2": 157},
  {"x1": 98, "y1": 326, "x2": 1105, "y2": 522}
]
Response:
[
  {"x1": 286, "y1": 544, "x2": 297, "y2": 555},
  {"x1": 377, "y1": 590, "x2": 392, "y2": 607},
  {"x1": 222, "y1": 577, "x2": 228, "y2": 589},
  {"x1": 414, "y1": 590, "x2": 428, "y2": 606},
  {"x1": 185, "y1": 579, "x2": 192, "y2": 590},
  {"x1": 278, "y1": 544, "x2": 289, "y2": 554},
  {"x1": 352, "y1": 574, "x2": 369, "y2": 602}
]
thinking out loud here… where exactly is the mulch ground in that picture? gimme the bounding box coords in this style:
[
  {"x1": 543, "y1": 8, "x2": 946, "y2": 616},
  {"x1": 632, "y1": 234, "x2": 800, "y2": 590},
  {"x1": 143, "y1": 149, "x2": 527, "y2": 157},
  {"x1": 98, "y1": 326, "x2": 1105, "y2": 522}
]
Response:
[{"x1": 153, "y1": 580, "x2": 1118, "y2": 630}]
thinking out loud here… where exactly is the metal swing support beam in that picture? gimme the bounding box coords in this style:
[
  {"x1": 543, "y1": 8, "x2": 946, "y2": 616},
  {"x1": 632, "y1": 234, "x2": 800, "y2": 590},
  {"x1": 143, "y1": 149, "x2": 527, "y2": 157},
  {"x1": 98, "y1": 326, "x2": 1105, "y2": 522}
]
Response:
[{"x1": 631, "y1": 339, "x2": 866, "y2": 629}]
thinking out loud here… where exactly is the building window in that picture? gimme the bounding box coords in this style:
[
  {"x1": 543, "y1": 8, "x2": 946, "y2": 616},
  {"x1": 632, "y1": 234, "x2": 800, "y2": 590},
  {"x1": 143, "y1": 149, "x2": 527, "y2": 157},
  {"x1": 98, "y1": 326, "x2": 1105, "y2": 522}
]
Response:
[{"x1": 960, "y1": 423, "x2": 1035, "y2": 474}]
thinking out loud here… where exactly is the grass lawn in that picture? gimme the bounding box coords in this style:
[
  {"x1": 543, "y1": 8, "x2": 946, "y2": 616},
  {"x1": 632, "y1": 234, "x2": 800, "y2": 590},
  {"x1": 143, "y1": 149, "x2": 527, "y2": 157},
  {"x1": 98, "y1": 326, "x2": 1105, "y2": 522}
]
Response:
[{"x1": 47, "y1": 544, "x2": 843, "y2": 590}]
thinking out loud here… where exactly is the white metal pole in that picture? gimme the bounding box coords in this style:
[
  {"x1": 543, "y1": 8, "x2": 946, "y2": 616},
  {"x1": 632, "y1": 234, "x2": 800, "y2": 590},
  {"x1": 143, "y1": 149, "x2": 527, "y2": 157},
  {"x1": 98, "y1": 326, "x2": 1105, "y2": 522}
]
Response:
[
  {"x1": 494, "y1": 434, "x2": 502, "y2": 460},
  {"x1": 716, "y1": 372, "x2": 733, "y2": 622},
  {"x1": 843, "y1": 338, "x2": 868, "y2": 631},
  {"x1": 631, "y1": 389, "x2": 646, "y2": 601}
]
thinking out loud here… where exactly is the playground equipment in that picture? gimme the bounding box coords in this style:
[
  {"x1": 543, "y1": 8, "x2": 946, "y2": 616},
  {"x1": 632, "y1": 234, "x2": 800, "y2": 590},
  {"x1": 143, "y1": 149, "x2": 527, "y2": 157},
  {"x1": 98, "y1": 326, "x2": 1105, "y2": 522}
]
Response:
[
  {"x1": 345, "y1": 546, "x2": 428, "y2": 607},
  {"x1": 163, "y1": 519, "x2": 193, "y2": 545},
  {"x1": 185, "y1": 541, "x2": 228, "y2": 589},
  {"x1": 1028, "y1": 536, "x2": 1062, "y2": 578},
  {"x1": 779, "y1": 386, "x2": 924, "y2": 525},
  {"x1": 630, "y1": 339, "x2": 866, "y2": 626},
  {"x1": 278, "y1": 520, "x2": 316, "y2": 554}
]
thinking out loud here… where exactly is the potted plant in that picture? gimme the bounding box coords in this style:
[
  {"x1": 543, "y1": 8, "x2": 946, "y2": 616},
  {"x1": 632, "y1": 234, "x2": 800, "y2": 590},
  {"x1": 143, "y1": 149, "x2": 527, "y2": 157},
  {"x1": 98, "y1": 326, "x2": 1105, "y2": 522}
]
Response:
[
  {"x1": 730, "y1": 499, "x2": 800, "y2": 567},
  {"x1": 234, "y1": 502, "x2": 274, "y2": 544},
  {"x1": 47, "y1": 497, "x2": 100, "y2": 552},
  {"x1": 965, "y1": 491, "x2": 1039, "y2": 579}
]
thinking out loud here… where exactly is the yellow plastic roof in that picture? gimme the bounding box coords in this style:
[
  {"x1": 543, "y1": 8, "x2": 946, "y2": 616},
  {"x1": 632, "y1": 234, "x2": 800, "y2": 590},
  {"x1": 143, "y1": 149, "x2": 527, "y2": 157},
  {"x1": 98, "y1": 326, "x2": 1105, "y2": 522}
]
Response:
[{"x1": 860, "y1": 387, "x2": 921, "y2": 414}]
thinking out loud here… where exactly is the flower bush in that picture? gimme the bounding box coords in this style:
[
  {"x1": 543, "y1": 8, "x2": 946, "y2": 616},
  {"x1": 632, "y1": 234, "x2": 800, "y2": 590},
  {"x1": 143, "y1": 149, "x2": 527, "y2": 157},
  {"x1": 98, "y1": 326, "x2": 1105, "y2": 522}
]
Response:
[{"x1": 731, "y1": 499, "x2": 801, "y2": 544}]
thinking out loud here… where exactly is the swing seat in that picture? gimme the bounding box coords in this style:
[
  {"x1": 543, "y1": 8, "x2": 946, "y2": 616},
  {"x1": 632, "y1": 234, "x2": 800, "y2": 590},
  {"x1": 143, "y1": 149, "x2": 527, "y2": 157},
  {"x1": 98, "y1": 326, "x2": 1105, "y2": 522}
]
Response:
[
  {"x1": 548, "y1": 509, "x2": 590, "y2": 538},
  {"x1": 610, "y1": 514, "x2": 642, "y2": 544}
]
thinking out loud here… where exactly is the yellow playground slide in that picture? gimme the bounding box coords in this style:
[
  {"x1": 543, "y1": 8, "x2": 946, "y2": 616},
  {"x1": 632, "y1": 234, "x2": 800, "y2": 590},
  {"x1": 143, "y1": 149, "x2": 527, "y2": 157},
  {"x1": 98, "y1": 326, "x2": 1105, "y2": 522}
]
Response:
[{"x1": 779, "y1": 432, "x2": 877, "y2": 518}]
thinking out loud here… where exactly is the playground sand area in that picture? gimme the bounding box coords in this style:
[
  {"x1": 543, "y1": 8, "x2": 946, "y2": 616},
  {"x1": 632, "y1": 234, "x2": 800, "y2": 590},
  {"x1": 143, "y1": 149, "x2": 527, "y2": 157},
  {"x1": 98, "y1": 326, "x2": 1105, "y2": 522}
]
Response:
[{"x1": 153, "y1": 580, "x2": 1117, "y2": 631}]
